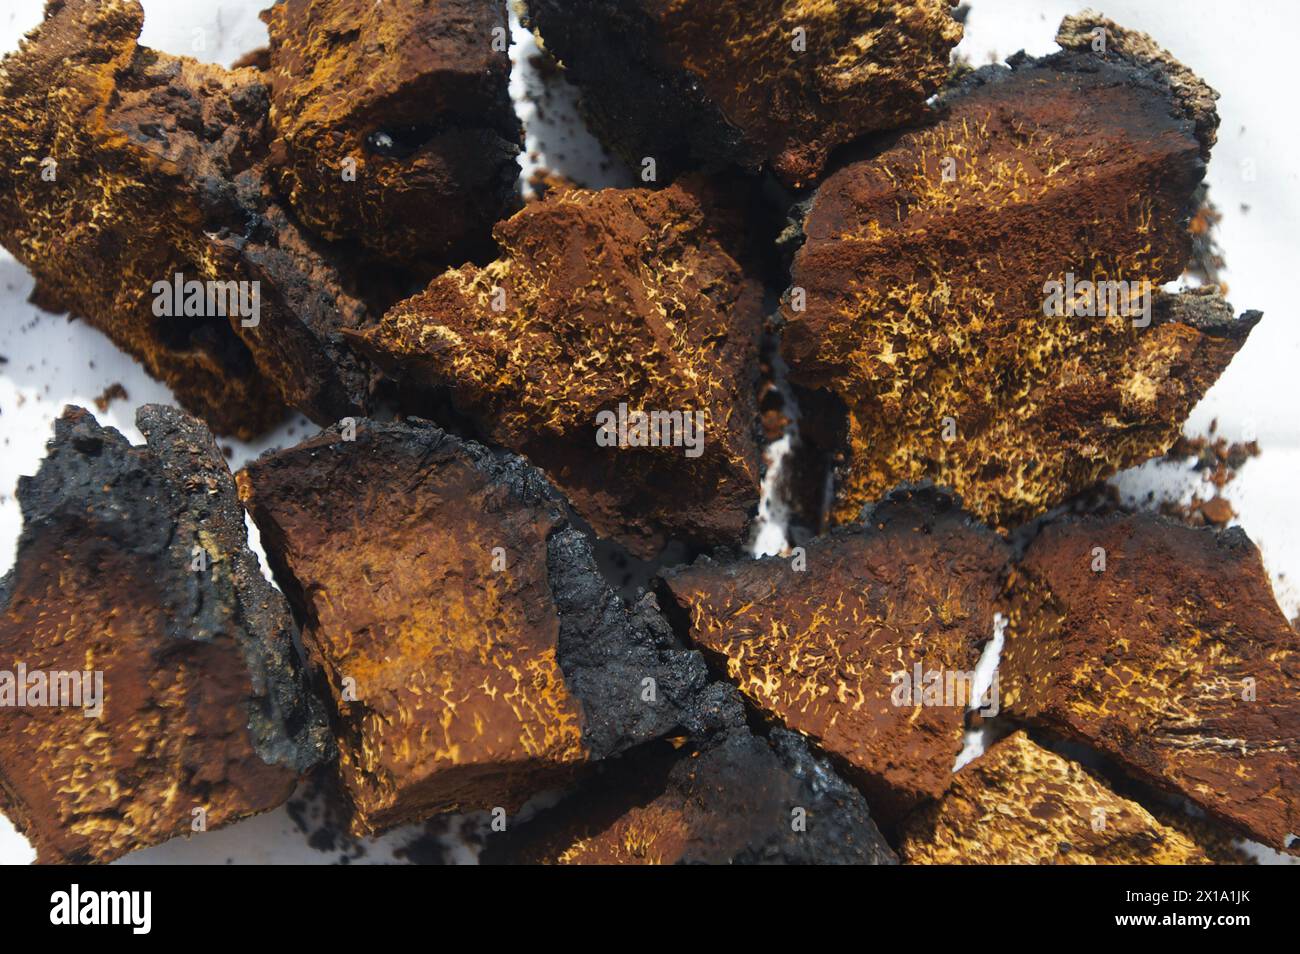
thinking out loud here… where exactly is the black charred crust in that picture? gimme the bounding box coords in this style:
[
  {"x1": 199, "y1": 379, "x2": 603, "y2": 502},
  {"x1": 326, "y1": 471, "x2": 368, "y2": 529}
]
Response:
[
  {"x1": 546, "y1": 527, "x2": 711, "y2": 761},
  {"x1": 4, "y1": 405, "x2": 333, "y2": 774},
  {"x1": 1149, "y1": 287, "x2": 1262, "y2": 341},
  {"x1": 481, "y1": 685, "x2": 897, "y2": 865}
]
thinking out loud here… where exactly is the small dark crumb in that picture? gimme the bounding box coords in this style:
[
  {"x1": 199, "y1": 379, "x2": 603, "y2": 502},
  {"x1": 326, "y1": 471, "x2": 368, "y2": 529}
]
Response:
[
  {"x1": 528, "y1": 51, "x2": 561, "y2": 81},
  {"x1": 1155, "y1": 433, "x2": 1260, "y2": 527},
  {"x1": 92, "y1": 382, "x2": 128, "y2": 413},
  {"x1": 1186, "y1": 185, "x2": 1226, "y2": 289}
]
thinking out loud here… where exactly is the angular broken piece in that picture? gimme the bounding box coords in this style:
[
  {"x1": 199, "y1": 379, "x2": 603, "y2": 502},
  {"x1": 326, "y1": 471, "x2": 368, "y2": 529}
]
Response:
[
  {"x1": 352, "y1": 180, "x2": 764, "y2": 558},
  {"x1": 663, "y1": 487, "x2": 1008, "y2": 820},
  {"x1": 1002, "y1": 514, "x2": 1300, "y2": 855},
  {"x1": 0, "y1": 0, "x2": 372, "y2": 438},
  {"x1": 262, "y1": 0, "x2": 521, "y2": 263},
  {"x1": 525, "y1": 0, "x2": 963, "y2": 188},
  {"x1": 0, "y1": 406, "x2": 331, "y2": 864},
  {"x1": 901, "y1": 732, "x2": 1210, "y2": 864},
  {"x1": 782, "y1": 16, "x2": 1256, "y2": 528},
  {"x1": 237, "y1": 418, "x2": 709, "y2": 833},
  {"x1": 482, "y1": 689, "x2": 897, "y2": 865}
]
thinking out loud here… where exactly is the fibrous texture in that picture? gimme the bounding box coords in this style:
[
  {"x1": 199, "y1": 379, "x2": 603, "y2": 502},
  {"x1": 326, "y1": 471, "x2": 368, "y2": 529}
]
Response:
[
  {"x1": 901, "y1": 732, "x2": 1211, "y2": 864},
  {"x1": 1002, "y1": 514, "x2": 1300, "y2": 855},
  {"x1": 481, "y1": 686, "x2": 898, "y2": 864},
  {"x1": 663, "y1": 487, "x2": 1008, "y2": 820},
  {"x1": 525, "y1": 0, "x2": 963, "y2": 187},
  {"x1": 262, "y1": 0, "x2": 521, "y2": 263},
  {"x1": 353, "y1": 180, "x2": 765, "y2": 558},
  {"x1": 237, "y1": 418, "x2": 709, "y2": 833},
  {"x1": 0, "y1": 0, "x2": 372, "y2": 438},
  {"x1": 0, "y1": 406, "x2": 331, "y2": 863},
  {"x1": 783, "y1": 18, "x2": 1257, "y2": 528}
]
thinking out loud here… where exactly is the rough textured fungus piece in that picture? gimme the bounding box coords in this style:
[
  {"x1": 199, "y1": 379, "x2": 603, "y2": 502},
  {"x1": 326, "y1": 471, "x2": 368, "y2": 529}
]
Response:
[
  {"x1": 262, "y1": 0, "x2": 521, "y2": 263},
  {"x1": 0, "y1": 0, "x2": 372, "y2": 438},
  {"x1": 1002, "y1": 514, "x2": 1300, "y2": 854},
  {"x1": 353, "y1": 180, "x2": 765, "y2": 559},
  {"x1": 525, "y1": 0, "x2": 963, "y2": 188},
  {"x1": 0, "y1": 406, "x2": 331, "y2": 864},
  {"x1": 238, "y1": 418, "x2": 710, "y2": 833},
  {"x1": 663, "y1": 486, "x2": 1008, "y2": 821},
  {"x1": 481, "y1": 686, "x2": 897, "y2": 864},
  {"x1": 901, "y1": 731, "x2": 1211, "y2": 864},
  {"x1": 783, "y1": 17, "x2": 1256, "y2": 528}
]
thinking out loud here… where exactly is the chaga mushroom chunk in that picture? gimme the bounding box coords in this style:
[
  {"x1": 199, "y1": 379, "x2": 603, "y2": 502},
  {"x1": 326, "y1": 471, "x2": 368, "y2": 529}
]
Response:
[
  {"x1": 482, "y1": 687, "x2": 897, "y2": 865},
  {"x1": 524, "y1": 0, "x2": 963, "y2": 188},
  {"x1": 262, "y1": 0, "x2": 521, "y2": 264},
  {"x1": 1001, "y1": 513, "x2": 1300, "y2": 855},
  {"x1": 0, "y1": 0, "x2": 371, "y2": 439},
  {"x1": 901, "y1": 732, "x2": 1210, "y2": 864},
  {"x1": 0, "y1": 406, "x2": 332, "y2": 864},
  {"x1": 351, "y1": 180, "x2": 765, "y2": 559},
  {"x1": 663, "y1": 486, "x2": 1009, "y2": 821},
  {"x1": 782, "y1": 15, "x2": 1258, "y2": 529},
  {"x1": 237, "y1": 419, "x2": 709, "y2": 833}
]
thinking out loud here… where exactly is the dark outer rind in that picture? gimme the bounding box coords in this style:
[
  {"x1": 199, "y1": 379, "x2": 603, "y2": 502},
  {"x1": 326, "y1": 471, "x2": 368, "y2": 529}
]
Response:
[
  {"x1": 262, "y1": 0, "x2": 521, "y2": 263},
  {"x1": 547, "y1": 528, "x2": 710, "y2": 761},
  {"x1": 133, "y1": 404, "x2": 333, "y2": 772},
  {"x1": 0, "y1": 406, "x2": 329, "y2": 863},
  {"x1": 663, "y1": 484, "x2": 1009, "y2": 822},
  {"x1": 481, "y1": 686, "x2": 897, "y2": 865},
  {"x1": 0, "y1": 0, "x2": 371, "y2": 438},
  {"x1": 1055, "y1": 12, "x2": 1219, "y2": 158},
  {"x1": 239, "y1": 418, "x2": 709, "y2": 831},
  {"x1": 1001, "y1": 513, "x2": 1300, "y2": 854}
]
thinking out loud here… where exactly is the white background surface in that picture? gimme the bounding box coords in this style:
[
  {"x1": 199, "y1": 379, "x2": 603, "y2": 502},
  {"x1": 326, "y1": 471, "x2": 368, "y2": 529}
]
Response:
[{"x1": 1, "y1": 0, "x2": 1297, "y2": 864}]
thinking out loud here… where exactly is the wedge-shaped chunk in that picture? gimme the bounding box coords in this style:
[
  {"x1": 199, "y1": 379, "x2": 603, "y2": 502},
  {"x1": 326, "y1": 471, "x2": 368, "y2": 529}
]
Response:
[
  {"x1": 262, "y1": 0, "x2": 521, "y2": 263},
  {"x1": 238, "y1": 419, "x2": 709, "y2": 833},
  {"x1": 1002, "y1": 514, "x2": 1300, "y2": 855},
  {"x1": 524, "y1": 0, "x2": 962, "y2": 188},
  {"x1": 0, "y1": 406, "x2": 331, "y2": 863},
  {"x1": 901, "y1": 731, "x2": 1210, "y2": 864},
  {"x1": 482, "y1": 687, "x2": 897, "y2": 864},
  {"x1": 663, "y1": 487, "x2": 1008, "y2": 820},
  {"x1": 0, "y1": 0, "x2": 371, "y2": 438},
  {"x1": 353, "y1": 181, "x2": 764, "y2": 558},
  {"x1": 783, "y1": 17, "x2": 1256, "y2": 528}
]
